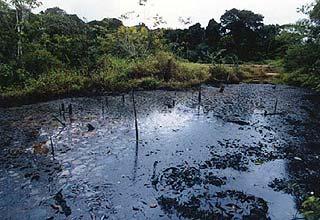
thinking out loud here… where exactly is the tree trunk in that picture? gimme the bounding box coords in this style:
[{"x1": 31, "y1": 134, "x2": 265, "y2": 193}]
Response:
[{"x1": 15, "y1": 5, "x2": 23, "y2": 59}]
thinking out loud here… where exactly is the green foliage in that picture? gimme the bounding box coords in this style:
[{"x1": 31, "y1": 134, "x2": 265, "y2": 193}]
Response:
[
  {"x1": 129, "y1": 51, "x2": 209, "y2": 83},
  {"x1": 42, "y1": 34, "x2": 90, "y2": 68},
  {"x1": 138, "y1": 77, "x2": 161, "y2": 89},
  {"x1": 205, "y1": 19, "x2": 221, "y2": 48},
  {"x1": 164, "y1": 8, "x2": 283, "y2": 63},
  {"x1": 41, "y1": 7, "x2": 86, "y2": 36},
  {"x1": 282, "y1": 0, "x2": 320, "y2": 85},
  {"x1": 0, "y1": 1, "x2": 17, "y2": 62},
  {"x1": 92, "y1": 55, "x2": 131, "y2": 90},
  {"x1": 208, "y1": 65, "x2": 242, "y2": 84},
  {"x1": 302, "y1": 196, "x2": 320, "y2": 220},
  {"x1": 266, "y1": 59, "x2": 284, "y2": 70},
  {"x1": 0, "y1": 63, "x2": 15, "y2": 87},
  {"x1": 153, "y1": 52, "x2": 177, "y2": 81},
  {"x1": 117, "y1": 26, "x2": 154, "y2": 58},
  {"x1": 285, "y1": 43, "x2": 320, "y2": 74},
  {"x1": 280, "y1": 71, "x2": 320, "y2": 92},
  {"x1": 22, "y1": 49, "x2": 61, "y2": 75},
  {"x1": 0, "y1": 63, "x2": 30, "y2": 87},
  {"x1": 130, "y1": 52, "x2": 177, "y2": 81},
  {"x1": 220, "y1": 8, "x2": 264, "y2": 61},
  {"x1": 99, "y1": 26, "x2": 165, "y2": 59},
  {"x1": 0, "y1": 1, "x2": 319, "y2": 105},
  {"x1": 310, "y1": 0, "x2": 320, "y2": 21},
  {"x1": 25, "y1": 70, "x2": 89, "y2": 95},
  {"x1": 175, "y1": 62, "x2": 209, "y2": 82}
]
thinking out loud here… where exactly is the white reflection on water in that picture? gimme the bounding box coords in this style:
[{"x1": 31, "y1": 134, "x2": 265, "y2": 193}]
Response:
[{"x1": 141, "y1": 107, "x2": 193, "y2": 135}]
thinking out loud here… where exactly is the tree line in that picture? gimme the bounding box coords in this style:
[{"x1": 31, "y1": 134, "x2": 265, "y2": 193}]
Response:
[{"x1": 0, "y1": 0, "x2": 319, "y2": 89}]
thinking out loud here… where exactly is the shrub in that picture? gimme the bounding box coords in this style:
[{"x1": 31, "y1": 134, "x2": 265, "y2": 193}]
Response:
[
  {"x1": 130, "y1": 52, "x2": 178, "y2": 81},
  {"x1": 284, "y1": 43, "x2": 320, "y2": 75},
  {"x1": 0, "y1": 64, "x2": 30, "y2": 87},
  {"x1": 95, "y1": 55, "x2": 130, "y2": 74},
  {"x1": 208, "y1": 64, "x2": 248, "y2": 84},
  {"x1": 175, "y1": 62, "x2": 209, "y2": 82},
  {"x1": 153, "y1": 52, "x2": 178, "y2": 81},
  {"x1": 129, "y1": 58, "x2": 157, "y2": 79},
  {"x1": 93, "y1": 70, "x2": 129, "y2": 91},
  {"x1": 26, "y1": 70, "x2": 89, "y2": 95},
  {"x1": 0, "y1": 63, "x2": 15, "y2": 87},
  {"x1": 92, "y1": 55, "x2": 131, "y2": 90},
  {"x1": 279, "y1": 71, "x2": 320, "y2": 92},
  {"x1": 138, "y1": 77, "x2": 161, "y2": 89},
  {"x1": 209, "y1": 65, "x2": 231, "y2": 83},
  {"x1": 22, "y1": 49, "x2": 62, "y2": 75}
]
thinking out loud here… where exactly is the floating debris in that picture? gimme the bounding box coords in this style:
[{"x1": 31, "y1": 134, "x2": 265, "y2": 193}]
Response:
[
  {"x1": 149, "y1": 203, "x2": 158, "y2": 208},
  {"x1": 87, "y1": 123, "x2": 95, "y2": 132},
  {"x1": 52, "y1": 190, "x2": 72, "y2": 217},
  {"x1": 33, "y1": 142, "x2": 49, "y2": 155}
]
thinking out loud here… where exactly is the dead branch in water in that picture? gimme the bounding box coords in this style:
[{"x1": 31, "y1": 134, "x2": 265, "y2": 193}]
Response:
[{"x1": 52, "y1": 115, "x2": 66, "y2": 127}]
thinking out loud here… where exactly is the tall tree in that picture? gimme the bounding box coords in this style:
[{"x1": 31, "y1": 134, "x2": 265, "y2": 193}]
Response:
[
  {"x1": 205, "y1": 19, "x2": 221, "y2": 48},
  {"x1": 5, "y1": 0, "x2": 41, "y2": 58},
  {"x1": 187, "y1": 23, "x2": 205, "y2": 49},
  {"x1": 220, "y1": 8, "x2": 264, "y2": 60},
  {"x1": 0, "y1": 0, "x2": 17, "y2": 62}
]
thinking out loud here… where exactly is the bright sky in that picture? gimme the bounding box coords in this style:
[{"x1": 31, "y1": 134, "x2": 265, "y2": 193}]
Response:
[{"x1": 37, "y1": 0, "x2": 312, "y2": 28}]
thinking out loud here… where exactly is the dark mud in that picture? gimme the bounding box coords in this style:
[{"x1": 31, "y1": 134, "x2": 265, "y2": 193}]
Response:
[{"x1": 0, "y1": 84, "x2": 319, "y2": 220}]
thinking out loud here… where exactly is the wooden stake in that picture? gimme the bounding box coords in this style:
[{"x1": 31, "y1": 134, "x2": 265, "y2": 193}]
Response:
[
  {"x1": 61, "y1": 103, "x2": 66, "y2": 121},
  {"x1": 68, "y1": 104, "x2": 72, "y2": 115},
  {"x1": 105, "y1": 96, "x2": 109, "y2": 107},
  {"x1": 59, "y1": 105, "x2": 62, "y2": 117},
  {"x1": 102, "y1": 102, "x2": 105, "y2": 116},
  {"x1": 219, "y1": 84, "x2": 225, "y2": 93},
  {"x1": 132, "y1": 90, "x2": 139, "y2": 143},
  {"x1": 50, "y1": 136, "x2": 55, "y2": 159},
  {"x1": 133, "y1": 141, "x2": 139, "y2": 182},
  {"x1": 274, "y1": 85, "x2": 278, "y2": 114},
  {"x1": 198, "y1": 86, "x2": 202, "y2": 104}
]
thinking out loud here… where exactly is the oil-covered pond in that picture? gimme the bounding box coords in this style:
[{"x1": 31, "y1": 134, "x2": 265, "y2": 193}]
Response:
[{"x1": 0, "y1": 84, "x2": 319, "y2": 220}]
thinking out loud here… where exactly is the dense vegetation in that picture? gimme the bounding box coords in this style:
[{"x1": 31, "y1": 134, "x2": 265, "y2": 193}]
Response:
[
  {"x1": 0, "y1": 0, "x2": 319, "y2": 106},
  {"x1": 280, "y1": 0, "x2": 320, "y2": 91}
]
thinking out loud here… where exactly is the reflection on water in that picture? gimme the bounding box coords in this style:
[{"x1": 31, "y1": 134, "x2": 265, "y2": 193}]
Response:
[
  {"x1": 142, "y1": 107, "x2": 193, "y2": 134},
  {"x1": 0, "y1": 84, "x2": 319, "y2": 219}
]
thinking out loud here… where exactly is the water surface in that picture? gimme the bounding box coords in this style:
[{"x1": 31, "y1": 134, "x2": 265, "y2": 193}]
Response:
[{"x1": 1, "y1": 84, "x2": 319, "y2": 220}]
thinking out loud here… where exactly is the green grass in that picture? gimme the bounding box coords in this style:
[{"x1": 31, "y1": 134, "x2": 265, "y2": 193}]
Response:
[{"x1": 302, "y1": 196, "x2": 320, "y2": 220}]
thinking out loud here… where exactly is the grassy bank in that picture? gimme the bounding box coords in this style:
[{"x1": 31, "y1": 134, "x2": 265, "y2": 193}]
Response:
[
  {"x1": 0, "y1": 52, "x2": 280, "y2": 107},
  {"x1": 276, "y1": 71, "x2": 320, "y2": 92}
]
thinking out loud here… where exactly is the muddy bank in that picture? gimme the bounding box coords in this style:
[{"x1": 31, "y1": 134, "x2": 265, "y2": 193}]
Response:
[{"x1": 0, "y1": 84, "x2": 319, "y2": 219}]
